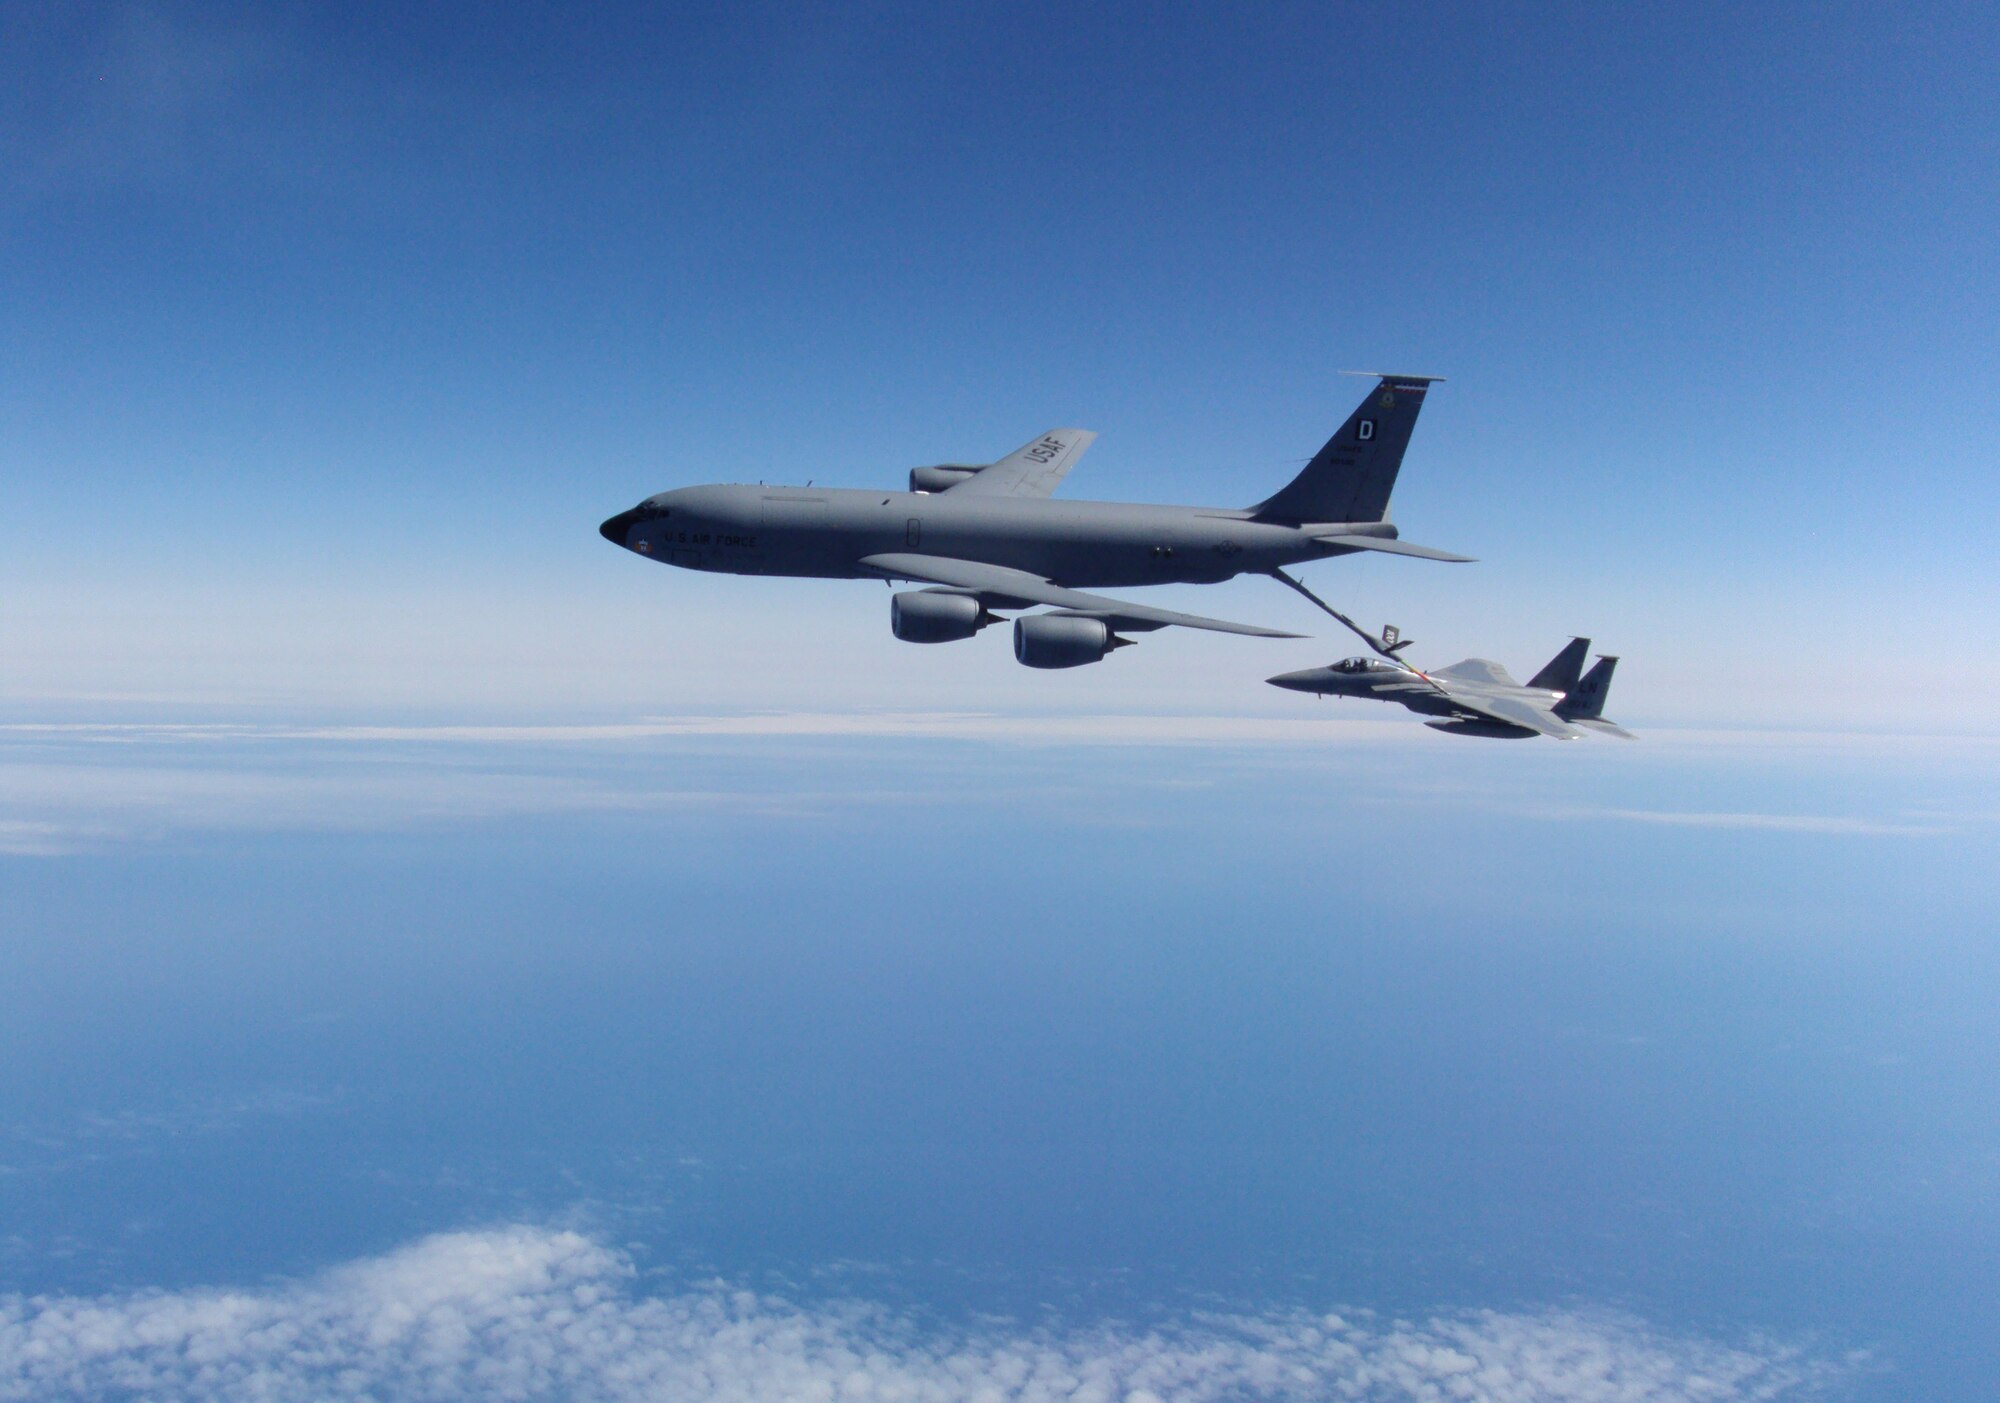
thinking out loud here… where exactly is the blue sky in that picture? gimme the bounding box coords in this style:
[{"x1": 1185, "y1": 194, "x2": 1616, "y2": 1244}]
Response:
[
  {"x1": 5, "y1": 5, "x2": 2000, "y2": 1401},
  {"x1": 5, "y1": 0, "x2": 1998, "y2": 726}
]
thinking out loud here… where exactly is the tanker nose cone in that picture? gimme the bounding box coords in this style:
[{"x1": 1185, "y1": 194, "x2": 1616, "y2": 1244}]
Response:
[
  {"x1": 599, "y1": 509, "x2": 643, "y2": 548},
  {"x1": 1267, "y1": 668, "x2": 1329, "y2": 693}
]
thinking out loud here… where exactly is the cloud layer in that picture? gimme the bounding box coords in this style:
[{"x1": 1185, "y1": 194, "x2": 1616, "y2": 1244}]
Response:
[
  {"x1": 0, "y1": 1226, "x2": 1843, "y2": 1402},
  {"x1": 3, "y1": 713, "x2": 1984, "y2": 856}
]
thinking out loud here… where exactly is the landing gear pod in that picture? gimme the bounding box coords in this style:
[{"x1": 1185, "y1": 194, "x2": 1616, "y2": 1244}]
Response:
[{"x1": 1013, "y1": 614, "x2": 1128, "y2": 668}]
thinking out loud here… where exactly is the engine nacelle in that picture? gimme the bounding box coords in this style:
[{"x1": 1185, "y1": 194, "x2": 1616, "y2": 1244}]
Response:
[
  {"x1": 909, "y1": 464, "x2": 983, "y2": 493},
  {"x1": 891, "y1": 590, "x2": 990, "y2": 643},
  {"x1": 1013, "y1": 614, "x2": 1126, "y2": 668}
]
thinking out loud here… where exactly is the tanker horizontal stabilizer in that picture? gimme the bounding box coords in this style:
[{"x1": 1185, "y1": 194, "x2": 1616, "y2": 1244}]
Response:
[{"x1": 1310, "y1": 534, "x2": 1476, "y2": 563}]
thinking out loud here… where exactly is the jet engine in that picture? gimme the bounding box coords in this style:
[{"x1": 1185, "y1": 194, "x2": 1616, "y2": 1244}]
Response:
[
  {"x1": 908, "y1": 464, "x2": 983, "y2": 493},
  {"x1": 1012, "y1": 614, "x2": 1128, "y2": 668},
  {"x1": 891, "y1": 590, "x2": 992, "y2": 643}
]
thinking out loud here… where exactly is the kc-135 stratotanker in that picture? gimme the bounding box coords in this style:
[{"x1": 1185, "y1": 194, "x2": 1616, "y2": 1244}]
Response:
[{"x1": 599, "y1": 375, "x2": 1472, "y2": 668}]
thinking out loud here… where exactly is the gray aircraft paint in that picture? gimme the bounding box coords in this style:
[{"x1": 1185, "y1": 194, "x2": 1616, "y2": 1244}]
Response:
[
  {"x1": 599, "y1": 376, "x2": 1469, "y2": 653},
  {"x1": 1268, "y1": 644, "x2": 1633, "y2": 741}
]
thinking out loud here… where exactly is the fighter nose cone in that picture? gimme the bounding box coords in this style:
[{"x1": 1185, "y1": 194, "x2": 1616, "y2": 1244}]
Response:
[
  {"x1": 1266, "y1": 668, "x2": 1327, "y2": 692},
  {"x1": 599, "y1": 509, "x2": 643, "y2": 548}
]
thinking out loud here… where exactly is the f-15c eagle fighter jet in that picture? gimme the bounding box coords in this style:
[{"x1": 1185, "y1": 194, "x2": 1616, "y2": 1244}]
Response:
[
  {"x1": 598, "y1": 375, "x2": 1470, "y2": 668},
  {"x1": 1268, "y1": 638, "x2": 1634, "y2": 740}
]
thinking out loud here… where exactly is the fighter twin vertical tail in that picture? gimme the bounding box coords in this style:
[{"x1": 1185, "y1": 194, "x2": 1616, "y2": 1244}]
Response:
[
  {"x1": 1558, "y1": 656, "x2": 1617, "y2": 717},
  {"x1": 1527, "y1": 638, "x2": 1591, "y2": 693},
  {"x1": 1555, "y1": 656, "x2": 1635, "y2": 738}
]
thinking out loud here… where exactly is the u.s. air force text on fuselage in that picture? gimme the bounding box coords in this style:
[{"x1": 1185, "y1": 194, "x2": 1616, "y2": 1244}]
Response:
[{"x1": 599, "y1": 376, "x2": 1471, "y2": 668}]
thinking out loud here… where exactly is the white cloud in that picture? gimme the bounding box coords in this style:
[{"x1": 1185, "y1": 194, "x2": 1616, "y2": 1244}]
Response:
[
  {"x1": 1640, "y1": 729, "x2": 2000, "y2": 758},
  {"x1": 0, "y1": 1225, "x2": 1847, "y2": 1402},
  {"x1": 12, "y1": 715, "x2": 1998, "y2": 753},
  {"x1": 5, "y1": 710, "x2": 1993, "y2": 856},
  {"x1": 0, "y1": 821, "x2": 98, "y2": 858},
  {"x1": 0, "y1": 713, "x2": 1424, "y2": 855},
  {"x1": 0, "y1": 712, "x2": 1414, "y2": 747},
  {"x1": 0, "y1": 759, "x2": 691, "y2": 851},
  {"x1": 1537, "y1": 806, "x2": 1948, "y2": 837}
]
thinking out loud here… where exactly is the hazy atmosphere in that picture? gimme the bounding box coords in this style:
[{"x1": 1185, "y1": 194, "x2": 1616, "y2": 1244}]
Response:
[{"x1": 5, "y1": 4, "x2": 1998, "y2": 1400}]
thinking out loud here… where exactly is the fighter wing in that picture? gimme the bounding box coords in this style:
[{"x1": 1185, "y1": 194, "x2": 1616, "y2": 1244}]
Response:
[
  {"x1": 1442, "y1": 691, "x2": 1587, "y2": 740},
  {"x1": 1431, "y1": 658, "x2": 1520, "y2": 687},
  {"x1": 944, "y1": 429, "x2": 1096, "y2": 499},
  {"x1": 859, "y1": 552, "x2": 1303, "y2": 638},
  {"x1": 1572, "y1": 717, "x2": 1637, "y2": 740}
]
